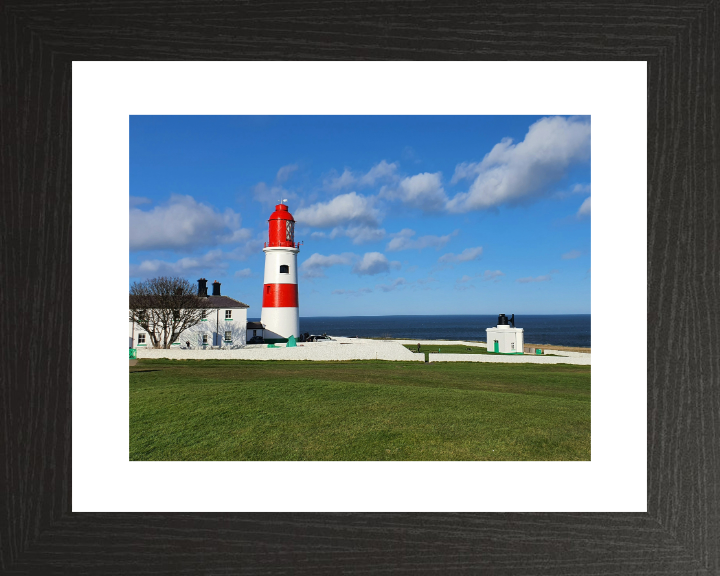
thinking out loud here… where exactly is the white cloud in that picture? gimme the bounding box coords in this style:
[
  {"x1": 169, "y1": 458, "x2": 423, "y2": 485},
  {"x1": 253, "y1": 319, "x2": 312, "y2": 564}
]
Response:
[
  {"x1": 455, "y1": 275, "x2": 476, "y2": 290},
  {"x1": 577, "y1": 196, "x2": 591, "y2": 217},
  {"x1": 130, "y1": 194, "x2": 251, "y2": 252},
  {"x1": 359, "y1": 160, "x2": 398, "y2": 186},
  {"x1": 344, "y1": 226, "x2": 386, "y2": 244},
  {"x1": 253, "y1": 182, "x2": 294, "y2": 207},
  {"x1": 130, "y1": 249, "x2": 226, "y2": 278},
  {"x1": 225, "y1": 240, "x2": 263, "y2": 262},
  {"x1": 352, "y1": 252, "x2": 400, "y2": 276},
  {"x1": 130, "y1": 196, "x2": 151, "y2": 207},
  {"x1": 562, "y1": 250, "x2": 582, "y2": 260},
  {"x1": 481, "y1": 270, "x2": 505, "y2": 282},
  {"x1": 572, "y1": 183, "x2": 591, "y2": 194},
  {"x1": 276, "y1": 164, "x2": 298, "y2": 183},
  {"x1": 324, "y1": 161, "x2": 398, "y2": 191},
  {"x1": 446, "y1": 116, "x2": 591, "y2": 212},
  {"x1": 450, "y1": 163, "x2": 479, "y2": 184},
  {"x1": 295, "y1": 192, "x2": 380, "y2": 228},
  {"x1": 234, "y1": 268, "x2": 253, "y2": 278},
  {"x1": 383, "y1": 172, "x2": 447, "y2": 211},
  {"x1": 332, "y1": 287, "x2": 373, "y2": 296},
  {"x1": 438, "y1": 246, "x2": 483, "y2": 263},
  {"x1": 320, "y1": 225, "x2": 387, "y2": 245},
  {"x1": 376, "y1": 277, "x2": 407, "y2": 292},
  {"x1": 324, "y1": 169, "x2": 356, "y2": 191},
  {"x1": 516, "y1": 274, "x2": 552, "y2": 283},
  {"x1": 386, "y1": 228, "x2": 457, "y2": 252},
  {"x1": 416, "y1": 276, "x2": 437, "y2": 285},
  {"x1": 300, "y1": 252, "x2": 355, "y2": 278}
]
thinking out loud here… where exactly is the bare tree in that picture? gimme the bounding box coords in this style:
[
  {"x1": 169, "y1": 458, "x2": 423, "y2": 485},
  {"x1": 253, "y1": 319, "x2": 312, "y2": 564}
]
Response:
[{"x1": 129, "y1": 276, "x2": 211, "y2": 349}]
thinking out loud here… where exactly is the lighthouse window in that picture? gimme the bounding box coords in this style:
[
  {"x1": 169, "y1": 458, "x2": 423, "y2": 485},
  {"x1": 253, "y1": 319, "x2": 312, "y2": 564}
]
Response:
[
  {"x1": 286, "y1": 220, "x2": 294, "y2": 241},
  {"x1": 279, "y1": 264, "x2": 289, "y2": 274}
]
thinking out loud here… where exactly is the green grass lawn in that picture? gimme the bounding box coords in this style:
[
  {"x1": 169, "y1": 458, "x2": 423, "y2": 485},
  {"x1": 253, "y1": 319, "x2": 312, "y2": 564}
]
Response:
[
  {"x1": 403, "y1": 343, "x2": 497, "y2": 361},
  {"x1": 130, "y1": 359, "x2": 590, "y2": 461},
  {"x1": 403, "y1": 344, "x2": 559, "y2": 361}
]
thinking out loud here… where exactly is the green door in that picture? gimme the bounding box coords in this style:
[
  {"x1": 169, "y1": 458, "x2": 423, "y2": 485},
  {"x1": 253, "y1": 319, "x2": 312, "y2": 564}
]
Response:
[{"x1": 493, "y1": 340, "x2": 499, "y2": 353}]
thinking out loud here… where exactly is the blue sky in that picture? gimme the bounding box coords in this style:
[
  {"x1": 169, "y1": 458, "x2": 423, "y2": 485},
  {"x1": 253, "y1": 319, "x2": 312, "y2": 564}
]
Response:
[{"x1": 130, "y1": 115, "x2": 590, "y2": 316}]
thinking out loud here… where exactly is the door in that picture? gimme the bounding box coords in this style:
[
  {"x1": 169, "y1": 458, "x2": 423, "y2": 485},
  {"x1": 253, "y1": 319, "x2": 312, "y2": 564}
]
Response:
[{"x1": 494, "y1": 340, "x2": 499, "y2": 353}]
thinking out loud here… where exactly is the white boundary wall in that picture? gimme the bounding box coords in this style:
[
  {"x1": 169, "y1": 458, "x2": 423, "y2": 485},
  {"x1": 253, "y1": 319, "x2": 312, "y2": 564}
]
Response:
[{"x1": 136, "y1": 337, "x2": 424, "y2": 362}]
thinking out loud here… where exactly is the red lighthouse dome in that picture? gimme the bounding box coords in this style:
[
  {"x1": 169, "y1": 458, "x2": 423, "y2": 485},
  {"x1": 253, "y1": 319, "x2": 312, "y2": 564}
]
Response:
[{"x1": 267, "y1": 204, "x2": 296, "y2": 248}]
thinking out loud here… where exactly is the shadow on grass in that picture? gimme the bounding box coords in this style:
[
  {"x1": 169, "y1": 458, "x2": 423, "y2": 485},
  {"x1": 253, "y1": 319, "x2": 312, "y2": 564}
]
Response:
[{"x1": 130, "y1": 369, "x2": 162, "y2": 374}]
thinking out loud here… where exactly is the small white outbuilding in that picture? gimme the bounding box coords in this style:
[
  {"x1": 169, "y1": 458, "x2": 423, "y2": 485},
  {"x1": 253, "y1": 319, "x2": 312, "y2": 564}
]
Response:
[{"x1": 486, "y1": 314, "x2": 524, "y2": 354}]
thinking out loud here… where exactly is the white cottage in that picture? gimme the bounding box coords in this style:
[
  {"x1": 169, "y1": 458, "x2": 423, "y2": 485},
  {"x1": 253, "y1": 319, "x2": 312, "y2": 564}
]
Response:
[
  {"x1": 486, "y1": 314, "x2": 524, "y2": 354},
  {"x1": 129, "y1": 279, "x2": 249, "y2": 350}
]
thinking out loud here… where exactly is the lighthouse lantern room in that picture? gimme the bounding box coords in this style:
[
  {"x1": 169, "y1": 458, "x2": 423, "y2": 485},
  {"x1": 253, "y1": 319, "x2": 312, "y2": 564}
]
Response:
[
  {"x1": 486, "y1": 314, "x2": 524, "y2": 354},
  {"x1": 260, "y1": 202, "x2": 300, "y2": 342}
]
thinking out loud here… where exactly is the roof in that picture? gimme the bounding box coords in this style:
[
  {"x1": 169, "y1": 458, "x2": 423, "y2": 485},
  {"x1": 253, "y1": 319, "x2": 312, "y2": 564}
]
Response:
[
  {"x1": 269, "y1": 203, "x2": 295, "y2": 221},
  {"x1": 205, "y1": 295, "x2": 249, "y2": 308},
  {"x1": 246, "y1": 321, "x2": 264, "y2": 329}
]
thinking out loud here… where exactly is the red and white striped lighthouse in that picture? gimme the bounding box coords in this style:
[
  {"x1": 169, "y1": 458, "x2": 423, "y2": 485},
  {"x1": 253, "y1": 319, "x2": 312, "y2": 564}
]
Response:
[{"x1": 260, "y1": 202, "x2": 300, "y2": 342}]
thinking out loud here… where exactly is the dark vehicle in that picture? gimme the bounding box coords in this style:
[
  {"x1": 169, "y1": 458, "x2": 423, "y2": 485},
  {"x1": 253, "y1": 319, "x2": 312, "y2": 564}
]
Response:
[
  {"x1": 248, "y1": 335, "x2": 265, "y2": 344},
  {"x1": 306, "y1": 334, "x2": 333, "y2": 342}
]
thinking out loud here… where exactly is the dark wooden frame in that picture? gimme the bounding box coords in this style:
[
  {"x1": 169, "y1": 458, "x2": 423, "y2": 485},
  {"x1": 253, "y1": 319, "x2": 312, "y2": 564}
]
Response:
[{"x1": 2, "y1": 2, "x2": 718, "y2": 574}]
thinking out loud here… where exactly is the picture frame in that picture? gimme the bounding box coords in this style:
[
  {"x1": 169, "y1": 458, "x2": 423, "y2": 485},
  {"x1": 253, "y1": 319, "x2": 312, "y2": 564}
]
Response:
[{"x1": 3, "y1": 2, "x2": 718, "y2": 573}]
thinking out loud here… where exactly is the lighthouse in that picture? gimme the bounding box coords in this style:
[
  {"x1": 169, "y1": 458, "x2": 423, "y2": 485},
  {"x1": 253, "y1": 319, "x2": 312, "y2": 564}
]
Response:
[
  {"x1": 486, "y1": 314, "x2": 524, "y2": 354},
  {"x1": 260, "y1": 202, "x2": 300, "y2": 342}
]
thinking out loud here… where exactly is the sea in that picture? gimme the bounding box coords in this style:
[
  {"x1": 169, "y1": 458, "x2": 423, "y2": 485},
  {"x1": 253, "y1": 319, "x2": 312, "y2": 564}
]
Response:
[{"x1": 248, "y1": 315, "x2": 591, "y2": 348}]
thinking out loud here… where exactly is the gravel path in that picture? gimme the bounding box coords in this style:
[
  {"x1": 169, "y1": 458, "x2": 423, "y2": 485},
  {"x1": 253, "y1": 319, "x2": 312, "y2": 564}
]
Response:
[
  {"x1": 136, "y1": 337, "x2": 423, "y2": 362},
  {"x1": 390, "y1": 339, "x2": 488, "y2": 348}
]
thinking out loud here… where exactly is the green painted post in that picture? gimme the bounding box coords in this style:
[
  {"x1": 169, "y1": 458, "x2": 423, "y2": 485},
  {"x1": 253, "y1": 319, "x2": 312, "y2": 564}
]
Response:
[{"x1": 129, "y1": 348, "x2": 137, "y2": 359}]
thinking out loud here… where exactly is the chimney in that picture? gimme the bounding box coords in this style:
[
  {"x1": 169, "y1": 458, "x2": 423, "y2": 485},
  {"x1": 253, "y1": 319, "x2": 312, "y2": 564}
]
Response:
[
  {"x1": 212, "y1": 280, "x2": 221, "y2": 296},
  {"x1": 197, "y1": 278, "x2": 208, "y2": 297}
]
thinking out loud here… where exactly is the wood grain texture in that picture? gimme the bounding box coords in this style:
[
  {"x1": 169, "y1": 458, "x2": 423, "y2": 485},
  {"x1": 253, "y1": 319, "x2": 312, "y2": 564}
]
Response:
[{"x1": 1, "y1": 1, "x2": 718, "y2": 574}]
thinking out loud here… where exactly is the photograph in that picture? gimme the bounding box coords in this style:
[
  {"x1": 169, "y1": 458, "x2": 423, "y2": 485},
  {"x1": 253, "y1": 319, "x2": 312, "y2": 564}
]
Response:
[{"x1": 129, "y1": 115, "x2": 591, "y2": 461}]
